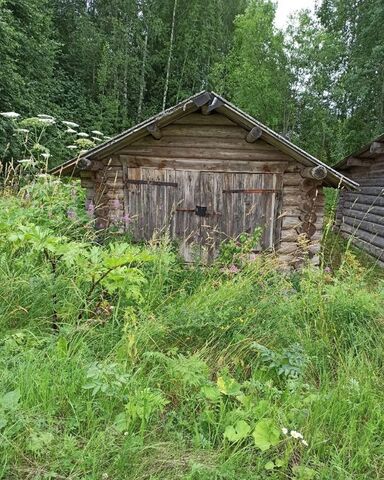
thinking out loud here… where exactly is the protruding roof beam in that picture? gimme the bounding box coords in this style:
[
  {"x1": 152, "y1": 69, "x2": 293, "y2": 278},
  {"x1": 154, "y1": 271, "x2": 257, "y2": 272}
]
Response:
[
  {"x1": 147, "y1": 122, "x2": 162, "y2": 140},
  {"x1": 192, "y1": 91, "x2": 212, "y2": 108},
  {"x1": 370, "y1": 142, "x2": 384, "y2": 155},
  {"x1": 245, "y1": 127, "x2": 262, "y2": 143},
  {"x1": 77, "y1": 158, "x2": 102, "y2": 171},
  {"x1": 300, "y1": 165, "x2": 327, "y2": 180}
]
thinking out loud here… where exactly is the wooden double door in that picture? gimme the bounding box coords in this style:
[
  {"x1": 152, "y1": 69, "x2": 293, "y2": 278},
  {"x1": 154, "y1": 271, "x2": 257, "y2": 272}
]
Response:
[{"x1": 124, "y1": 167, "x2": 282, "y2": 261}]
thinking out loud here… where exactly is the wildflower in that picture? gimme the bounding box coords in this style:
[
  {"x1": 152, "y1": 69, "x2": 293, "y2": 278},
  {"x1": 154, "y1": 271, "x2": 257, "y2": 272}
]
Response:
[
  {"x1": 38, "y1": 118, "x2": 56, "y2": 125},
  {"x1": 77, "y1": 132, "x2": 89, "y2": 137},
  {"x1": 112, "y1": 198, "x2": 121, "y2": 209},
  {"x1": 123, "y1": 213, "x2": 132, "y2": 225},
  {"x1": 324, "y1": 266, "x2": 331, "y2": 274},
  {"x1": 67, "y1": 145, "x2": 78, "y2": 149},
  {"x1": 124, "y1": 431, "x2": 128, "y2": 436},
  {"x1": 41, "y1": 153, "x2": 51, "y2": 159},
  {"x1": 92, "y1": 136, "x2": 102, "y2": 142},
  {"x1": 104, "y1": 136, "x2": 112, "y2": 140},
  {"x1": 62, "y1": 121, "x2": 79, "y2": 128},
  {"x1": 65, "y1": 128, "x2": 77, "y2": 134},
  {"x1": 67, "y1": 208, "x2": 76, "y2": 221},
  {"x1": 86, "y1": 200, "x2": 95, "y2": 217},
  {"x1": 302, "y1": 439, "x2": 308, "y2": 447},
  {"x1": 37, "y1": 114, "x2": 55, "y2": 120},
  {"x1": 228, "y1": 264, "x2": 239, "y2": 274},
  {"x1": 91, "y1": 130, "x2": 103, "y2": 135},
  {"x1": 14, "y1": 128, "x2": 29, "y2": 134},
  {"x1": 0, "y1": 111, "x2": 20, "y2": 118},
  {"x1": 79, "y1": 149, "x2": 88, "y2": 155},
  {"x1": 290, "y1": 430, "x2": 303, "y2": 440},
  {"x1": 282, "y1": 427, "x2": 288, "y2": 435}
]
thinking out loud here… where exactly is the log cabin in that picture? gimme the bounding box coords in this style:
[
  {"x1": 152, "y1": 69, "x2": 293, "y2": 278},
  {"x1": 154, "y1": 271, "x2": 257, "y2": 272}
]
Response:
[
  {"x1": 51, "y1": 91, "x2": 357, "y2": 267},
  {"x1": 335, "y1": 133, "x2": 384, "y2": 266}
]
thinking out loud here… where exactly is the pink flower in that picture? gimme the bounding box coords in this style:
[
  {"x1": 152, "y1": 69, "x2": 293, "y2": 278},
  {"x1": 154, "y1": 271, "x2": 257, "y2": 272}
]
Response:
[
  {"x1": 228, "y1": 264, "x2": 239, "y2": 274},
  {"x1": 67, "y1": 208, "x2": 76, "y2": 220},
  {"x1": 112, "y1": 198, "x2": 121, "y2": 209},
  {"x1": 123, "y1": 214, "x2": 132, "y2": 225},
  {"x1": 86, "y1": 200, "x2": 95, "y2": 217}
]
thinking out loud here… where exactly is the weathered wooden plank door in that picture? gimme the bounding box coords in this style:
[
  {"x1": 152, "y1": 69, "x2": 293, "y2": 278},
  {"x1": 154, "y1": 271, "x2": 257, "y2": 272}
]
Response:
[
  {"x1": 200, "y1": 172, "x2": 282, "y2": 261},
  {"x1": 124, "y1": 167, "x2": 282, "y2": 260},
  {"x1": 124, "y1": 167, "x2": 177, "y2": 241},
  {"x1": 172, "y1": 170, "x2": 201, "y2": 261},
  {"x1": 220, "y1": 172, "x2": 282, "y2": 249}
]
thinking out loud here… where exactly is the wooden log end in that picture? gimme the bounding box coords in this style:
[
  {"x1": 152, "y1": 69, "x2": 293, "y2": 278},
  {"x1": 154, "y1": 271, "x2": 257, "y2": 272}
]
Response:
[
  {"x1": 245, "y1": 127, "x2": 262, "y2": 143},
  {"x1": 300, "y1": 165, "x2": 327, "y2": 180}
]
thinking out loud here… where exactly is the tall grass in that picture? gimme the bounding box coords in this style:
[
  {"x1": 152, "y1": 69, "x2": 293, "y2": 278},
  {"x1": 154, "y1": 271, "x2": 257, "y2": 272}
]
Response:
[{"x1": 0, "y1": 179, "x2": 384, "y2": 479}]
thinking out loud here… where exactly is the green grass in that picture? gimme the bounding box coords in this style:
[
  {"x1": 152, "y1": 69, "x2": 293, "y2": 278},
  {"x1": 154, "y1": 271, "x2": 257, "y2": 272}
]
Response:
[{"x1": 0, "y1": 178, "x2": 384, "y2": 479}]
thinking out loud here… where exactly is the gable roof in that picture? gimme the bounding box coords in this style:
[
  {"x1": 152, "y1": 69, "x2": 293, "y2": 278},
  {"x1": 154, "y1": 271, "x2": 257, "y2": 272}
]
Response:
[
  {"x1": 335, "y1": 132, "x2": 384, "y2": 170},
  {"x1": 50, "y1": 91, "x2": 358, "y2": 189}
]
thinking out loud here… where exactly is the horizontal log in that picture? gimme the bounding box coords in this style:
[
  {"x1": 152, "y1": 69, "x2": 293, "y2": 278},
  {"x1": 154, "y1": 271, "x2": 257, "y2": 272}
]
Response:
[
  {"x1": 339, "y1": 208, "x2": 384, "y2": 226},
  {"x1": 174, "y1": 112, "x2": 236, "y2": 126},
  {"x1": 340, "y1": 200, "x2": 384, "y2": 216},
  {"x1": 300, "y1": 165, "x2": 327, "y2": 180},
  {"x1": 131, "y1": 135, "x2": 277, "y2": 151},
  {"x1": 119, "y1": 146, "x2": 291, "y2": 162},
  {"x1": 278, "y1": 242, "x2": 298, "y2": 254},
  {"x1": 119, "y1": 156, "x2": 288, "y2": 173},
  {"x1": 283, "y1": 173, "x2": 302, "y2": 186},
  {"x1": 342, "y1": 215, "x2": 384, "y2": 234},
  {"x1": 342, "y1": 192, "x2": 384, "y2": 207},
  {"x1": 162, "y1": 124, "x2": 248, "y2": 139},
  {"x1": 339, "y1": 221, "x2": 384, "y2": 249},
  {"x1": 338, "y1": 230, "x2": 384, "y2": 264}
]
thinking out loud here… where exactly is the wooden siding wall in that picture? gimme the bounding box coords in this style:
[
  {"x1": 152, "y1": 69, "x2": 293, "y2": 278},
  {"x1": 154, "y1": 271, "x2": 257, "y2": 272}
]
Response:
[
  {"x1": 80, "y1": 112, "x2": 325, "y2": 268},
  {"x1": 336, "y1": 156, "x2": 384, "y2": 266}
]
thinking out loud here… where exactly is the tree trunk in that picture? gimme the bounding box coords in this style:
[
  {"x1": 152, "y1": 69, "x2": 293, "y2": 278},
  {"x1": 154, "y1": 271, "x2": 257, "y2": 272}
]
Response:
[
  {"x1": 162, "y1": 0, "x2": 178, "y2": 111},
  {"x1": 137, "y1": 28, "x2": 148, "y2": 121}
]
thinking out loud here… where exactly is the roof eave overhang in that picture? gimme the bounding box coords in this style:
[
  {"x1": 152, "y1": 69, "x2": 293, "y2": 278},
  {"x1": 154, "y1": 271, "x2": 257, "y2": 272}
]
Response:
[{"x1": 50, "y1": 91, "x2": 359, "y2": 190}]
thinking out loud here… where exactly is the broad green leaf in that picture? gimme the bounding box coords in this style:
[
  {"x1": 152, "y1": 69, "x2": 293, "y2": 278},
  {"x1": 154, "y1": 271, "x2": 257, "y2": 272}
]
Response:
[
  {"x1": 201, "y1": 385, "x2": 221, "y2": 402},
  {"x1": 292, "y1": 466, "x2": 317, "y2": 479},
  {"x1": 224, "y1": 420, "x2": 251, "y2": 442},
  {"x1": 114, "y1": 412, "x2": 129, "y2": 432},
  {"x1": 264, "y1": 461, "x2": 275, "y2": 471},
  {"x1": 252, "y1": 418, "x2": 280, "y2": 451},
  {"x1": 1, "y1": 389, "x2": 20, "y2": 411},
  {"x1": 216, "y1": 375, "x2": 242, "y2": 396},
  {"x1": 27, "y1": 431, "x2": 54, "y2": 452}
]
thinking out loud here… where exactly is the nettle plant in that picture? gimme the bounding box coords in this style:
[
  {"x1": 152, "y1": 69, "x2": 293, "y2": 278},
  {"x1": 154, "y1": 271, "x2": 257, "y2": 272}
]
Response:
[{"x1": 0, "y1": 219, "x2": 155, "y2": 328}]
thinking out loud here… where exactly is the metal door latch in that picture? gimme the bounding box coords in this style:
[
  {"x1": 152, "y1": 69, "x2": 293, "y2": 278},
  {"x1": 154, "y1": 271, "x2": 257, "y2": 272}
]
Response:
[{"x1": 195, "y1": 206, "x2": 207, "y2": 217}]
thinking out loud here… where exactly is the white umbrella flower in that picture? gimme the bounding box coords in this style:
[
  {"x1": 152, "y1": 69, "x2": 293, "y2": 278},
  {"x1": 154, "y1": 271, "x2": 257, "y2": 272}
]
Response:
[
  {"x1": 14, "y1": 128, "x2": 30, "y2": 134},
  {"x1": 1, "y1": 111, "x2": 20, "y2": 118},
  {"x1": 91, "y1": 130, "x2": 103, "y2": 136},
  {"x1": 41, "y1": 153, "x2": 51, "y2": 159},
  {"x1": 37, "y1": 114, "x2": 55, "y2": 120},
  {"x1": 65, "y1": 128, "x2": 77, "y2": 134},
  {"x1": 62, "y1": 121, "x2": 79, "y2": 128},
  {"x1": 77, "y1": 132, "x2": 89, "y2": 138},
  {"x1": 91, "y1": 136, "x2": 102, "y2": 142},
  {"x1": 67, "y1": 145, "x2": 78, "y2": 149}
]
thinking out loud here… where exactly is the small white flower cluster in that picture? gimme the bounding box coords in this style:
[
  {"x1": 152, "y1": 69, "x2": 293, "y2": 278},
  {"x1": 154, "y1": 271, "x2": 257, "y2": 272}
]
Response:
[{"x1": 282, "y1": 427, "x2": 308, "y2": 447}]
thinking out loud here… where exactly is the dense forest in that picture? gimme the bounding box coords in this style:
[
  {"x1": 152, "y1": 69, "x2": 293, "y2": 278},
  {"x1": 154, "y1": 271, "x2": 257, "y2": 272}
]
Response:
[{"x1": 1, "y1": 0, "x2": 384, "y2": 167}]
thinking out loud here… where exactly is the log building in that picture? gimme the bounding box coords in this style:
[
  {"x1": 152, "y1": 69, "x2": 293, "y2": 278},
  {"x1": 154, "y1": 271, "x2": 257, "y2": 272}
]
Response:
[
  {"x1": 51, "y1": 91, "x2": 357, "y2": 267},
  {"x1": 335, "y1": 133, "x2": 384, "y2": 266}
]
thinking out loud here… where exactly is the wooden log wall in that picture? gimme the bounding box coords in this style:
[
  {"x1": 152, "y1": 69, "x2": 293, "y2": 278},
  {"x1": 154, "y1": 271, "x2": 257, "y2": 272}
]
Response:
[
  {"x1": 79, "y1": 111, "x2": 326, "y2": 266},
  {"x1": 278, "y1": 173, "x2": 324, "y2": 269},
  {"x1": 336, "y1": 156, "x2": 384, "y2": 264}
]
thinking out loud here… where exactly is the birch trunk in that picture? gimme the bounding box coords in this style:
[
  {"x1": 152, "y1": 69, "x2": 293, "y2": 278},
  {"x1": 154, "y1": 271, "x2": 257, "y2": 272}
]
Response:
[
  {"x1": 137, "y1": 28, "x2": 148, "y2": 121},
  {"x1": 162, "y1": 0, "x2": 178, "y2": 111}
]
